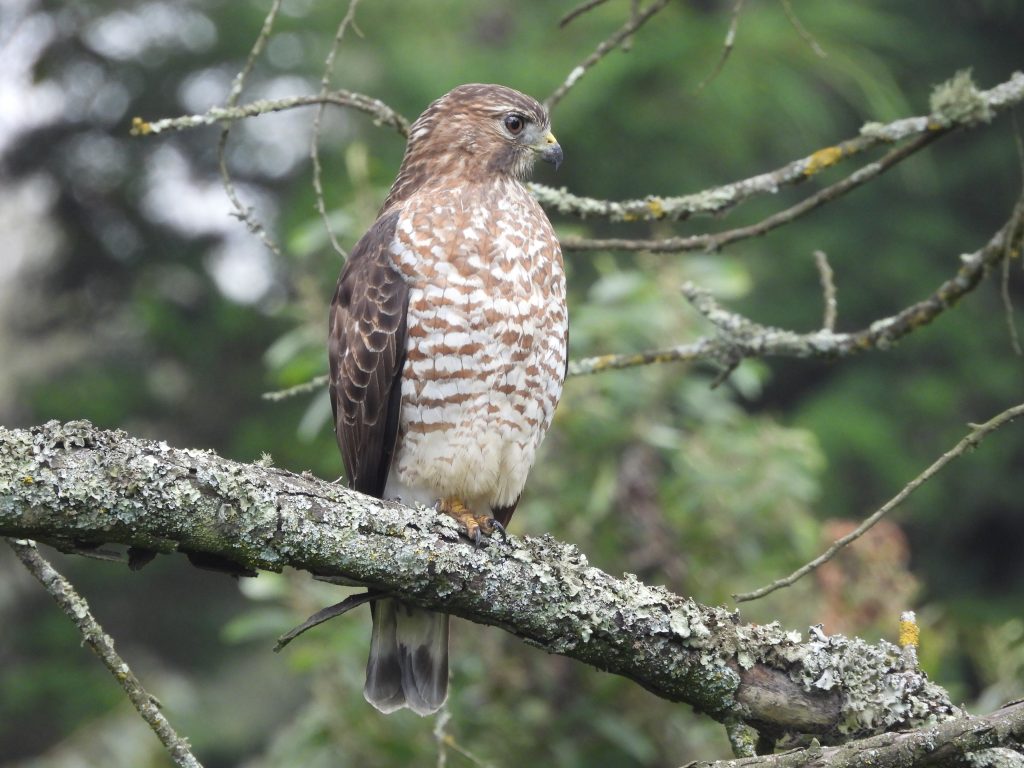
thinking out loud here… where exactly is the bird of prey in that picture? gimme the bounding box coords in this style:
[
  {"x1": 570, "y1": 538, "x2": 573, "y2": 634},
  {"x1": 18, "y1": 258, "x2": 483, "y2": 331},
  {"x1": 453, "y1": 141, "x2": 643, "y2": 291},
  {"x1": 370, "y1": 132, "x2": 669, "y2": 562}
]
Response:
[{"x1": 328, "y1": 84, "x2": 567, "y2": 715}]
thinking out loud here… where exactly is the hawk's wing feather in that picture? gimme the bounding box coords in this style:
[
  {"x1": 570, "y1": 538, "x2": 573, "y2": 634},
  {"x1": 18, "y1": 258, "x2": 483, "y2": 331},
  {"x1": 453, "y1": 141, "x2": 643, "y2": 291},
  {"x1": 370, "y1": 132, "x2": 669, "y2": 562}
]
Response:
[{"x1": 328, "y1": 211, "x2": 408, "y2": 498}]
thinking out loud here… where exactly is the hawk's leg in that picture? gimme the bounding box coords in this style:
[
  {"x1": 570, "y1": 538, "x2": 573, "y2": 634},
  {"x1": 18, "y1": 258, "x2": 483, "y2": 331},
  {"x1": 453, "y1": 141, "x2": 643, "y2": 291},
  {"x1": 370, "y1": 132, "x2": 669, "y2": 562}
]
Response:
[{"x1": 437, "y1": 497, "x2": 506, "y2": 547}]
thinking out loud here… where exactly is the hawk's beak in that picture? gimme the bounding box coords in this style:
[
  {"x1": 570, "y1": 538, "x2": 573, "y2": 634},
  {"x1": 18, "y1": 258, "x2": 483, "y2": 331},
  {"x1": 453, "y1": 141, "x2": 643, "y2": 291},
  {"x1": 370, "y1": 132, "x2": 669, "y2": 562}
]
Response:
[{"x1": 537, "y1": 131, "x2": 563, "y2": 170}]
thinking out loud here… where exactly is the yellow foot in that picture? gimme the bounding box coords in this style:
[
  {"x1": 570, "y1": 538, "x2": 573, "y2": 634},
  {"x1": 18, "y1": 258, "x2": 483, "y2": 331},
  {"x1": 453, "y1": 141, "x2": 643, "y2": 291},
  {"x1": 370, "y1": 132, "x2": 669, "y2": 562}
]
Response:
[{"x1": 437, "y1": 497, "x2": 507, "y2": 547}]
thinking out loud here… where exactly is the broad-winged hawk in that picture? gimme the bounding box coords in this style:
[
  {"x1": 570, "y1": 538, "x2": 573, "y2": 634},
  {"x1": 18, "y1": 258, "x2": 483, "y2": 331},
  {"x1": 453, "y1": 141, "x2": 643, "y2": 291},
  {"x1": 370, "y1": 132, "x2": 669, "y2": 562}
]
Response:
[{"x1": 328, "y1": 83, "x2": 567, "y2": 715}]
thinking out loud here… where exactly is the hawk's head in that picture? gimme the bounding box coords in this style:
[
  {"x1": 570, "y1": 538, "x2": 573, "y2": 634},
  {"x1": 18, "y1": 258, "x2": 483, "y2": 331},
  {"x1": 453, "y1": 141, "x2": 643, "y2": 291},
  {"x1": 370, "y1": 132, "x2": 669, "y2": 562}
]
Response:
[{"x1": 393, "y1": 84, "x2": 561, "y2": 198}]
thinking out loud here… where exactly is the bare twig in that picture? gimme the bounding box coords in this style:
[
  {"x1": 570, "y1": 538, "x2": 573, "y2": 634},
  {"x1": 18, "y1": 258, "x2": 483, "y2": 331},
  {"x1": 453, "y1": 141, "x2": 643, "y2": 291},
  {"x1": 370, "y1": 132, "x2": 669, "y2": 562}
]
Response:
[
  {"x1": 569, "y1": 195, "x2": 1024, "y2": 375},
  {"x1": 432, "y1": 707, "x2": 494, "y2": 768},
  {"x1": 131, "y1": 91, "x2": 409, "y2": 138},
  {"x1": 814, "y1": 250, "x2": 838, "y2": 331},
  {"x1": 621, "y1": 0, "x2": 641, "y2": 52},
  {"x1": 695, "y1": 0, "x2": 746, "y2": 94},
  {"x1": 545, "y1": 0, "x2": 672, "y2": 110},
  {"x1": 6, "y1": 539, "x2": 203, "y2": 768},
  {"x1": 310, "y1": 0, "x2": 362, "y2": 261},
  {"x1": 531, "y1": 71, "x2": 1024, "y2": 223},
  {"x1": 560, "y1": 131, "x2": 943, "y2": 253},
  {"x1": 779, "y1": 0, "x2": 827, "y2": 59},
  {"x1": 261, "y1": 373, "x2": 329, "y2": 401},
  {"x1": 217, "y1": 0, "x2": 286, "y2": 258},
  {"x1": 559, "y1": 0, "x2": 612, "y2": 27},
  {"x1": 1001, "y1": 111, "x2": 1024, "y2": 355},
  {"x1": 1001, "y1": 247, "x2": 1022, "y2": 355},
  {"x1": 734, "y1": 402, "x2": 1024, "y2": 603}
]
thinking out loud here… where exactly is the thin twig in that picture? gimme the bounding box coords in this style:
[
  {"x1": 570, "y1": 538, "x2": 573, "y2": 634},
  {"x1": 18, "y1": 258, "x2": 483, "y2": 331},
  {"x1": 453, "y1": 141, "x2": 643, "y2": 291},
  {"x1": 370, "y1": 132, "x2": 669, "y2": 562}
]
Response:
[
  {"x1": 734, "y1": 402, "x2": 1024, "y2": 603},
  {"x1": 545, "y1": 0, "x2": 671, "y2": 110},
  {"x1": 434, "y1": 707, "x2": 451, "y2": 768},
  {"x1": 531, "y1": 71, "x2": 1024, "y2": 223},
  {"x1": 814, "y1": 250, "x2": 838, "y2": 331},
  {"x1": 217, "y1": 0, "x2": 285, "y2": 258},
  {"x1": 621, "y1": 0, "x2": 641, "y2": 52},
  {"x1": 6, "y1": 539, "x2": 203, "y2": 768},
  {"x1": 1001, "y1": 249, "x2": 1022, "y2": 355},
  {"x1": 431, "y1": 710, "x2": 494, "y2": 768},
  {"x1": 131, "y1": 91, "x2": 410, "y2": 138},
  {"x1": 695, "y1": 0, "x2": 746, "y2": 94},
  {"x1": 569, "y1": 195, "x2": 1024, "y2": 375},
  {"x1": 1001, "y1": 111, "x2": 1024, "y2": 355},
  {"x1": 262, "y1": 373, "x2": 329, "y2": 401},
  {"x1": 310, "y1": 0, "x2": 362, "y2": 261},
  {"x1": 779, "y1": 0, "x2": 827, "y2": 58},
  {"x1": 561, "y1": 131, "x2": 944, "y2": 253},
  {"x1": 559, "y1": 0, "x2": 612, "y2": 27}
]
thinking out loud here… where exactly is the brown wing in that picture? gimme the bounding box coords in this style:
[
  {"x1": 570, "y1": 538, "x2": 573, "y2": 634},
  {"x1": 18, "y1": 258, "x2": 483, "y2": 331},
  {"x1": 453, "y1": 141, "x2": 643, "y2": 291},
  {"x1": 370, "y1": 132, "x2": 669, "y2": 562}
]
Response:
[{"x1": 328, "y1": 211, "x2": 408, "y2": 498}]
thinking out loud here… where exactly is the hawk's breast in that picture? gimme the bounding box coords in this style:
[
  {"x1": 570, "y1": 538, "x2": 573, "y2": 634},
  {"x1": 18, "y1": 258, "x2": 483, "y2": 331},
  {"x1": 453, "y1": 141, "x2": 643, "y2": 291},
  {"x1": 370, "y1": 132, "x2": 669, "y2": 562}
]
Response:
[{"x1": 386, "y1": 178, "x2": 567, "y2": 509}]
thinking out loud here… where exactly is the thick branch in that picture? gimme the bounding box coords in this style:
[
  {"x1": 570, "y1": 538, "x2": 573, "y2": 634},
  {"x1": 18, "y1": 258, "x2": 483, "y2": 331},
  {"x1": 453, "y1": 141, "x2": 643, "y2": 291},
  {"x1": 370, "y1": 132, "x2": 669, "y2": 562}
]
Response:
[
  {"x1": 684, "y1": 700, "x2": 1024, "y2": 768},
  {"x1": 0, "y1": 421, "x2": 960, "y2": 745}
]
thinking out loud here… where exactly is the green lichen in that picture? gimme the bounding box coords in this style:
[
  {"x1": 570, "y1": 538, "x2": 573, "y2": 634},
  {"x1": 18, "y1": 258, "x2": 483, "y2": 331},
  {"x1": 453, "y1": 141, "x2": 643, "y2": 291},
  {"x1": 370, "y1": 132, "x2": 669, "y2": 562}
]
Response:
[{"x1": 930, "y1": 69, "x2": 992, "y2": 127}]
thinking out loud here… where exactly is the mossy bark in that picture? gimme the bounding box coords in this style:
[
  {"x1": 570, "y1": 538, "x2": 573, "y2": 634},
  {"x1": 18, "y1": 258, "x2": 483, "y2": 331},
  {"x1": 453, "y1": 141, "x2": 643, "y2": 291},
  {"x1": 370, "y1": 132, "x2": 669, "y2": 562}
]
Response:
[{"x1": 1, "y1": 420, "x2": 958, "y2": 744}]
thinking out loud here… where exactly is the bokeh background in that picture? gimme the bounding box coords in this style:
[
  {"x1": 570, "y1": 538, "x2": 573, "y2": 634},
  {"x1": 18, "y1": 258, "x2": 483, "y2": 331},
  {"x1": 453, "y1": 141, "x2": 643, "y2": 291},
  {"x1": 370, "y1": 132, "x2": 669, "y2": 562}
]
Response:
[{"x1": 1, "y1": 1, "x2": 1022, "y2": 766}]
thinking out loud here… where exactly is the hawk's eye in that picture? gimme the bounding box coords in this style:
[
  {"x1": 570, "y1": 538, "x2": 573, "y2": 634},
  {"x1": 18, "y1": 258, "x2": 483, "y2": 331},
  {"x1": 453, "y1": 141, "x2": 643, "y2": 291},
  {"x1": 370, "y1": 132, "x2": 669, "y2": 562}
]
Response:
[{"x1": 503, "y1": 114, "x2": 526, "y2": 135}]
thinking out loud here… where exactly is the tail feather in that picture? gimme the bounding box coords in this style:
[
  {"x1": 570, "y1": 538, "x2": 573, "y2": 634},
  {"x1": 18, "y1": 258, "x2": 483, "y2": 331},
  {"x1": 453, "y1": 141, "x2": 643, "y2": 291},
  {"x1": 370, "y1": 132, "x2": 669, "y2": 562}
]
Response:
[{"x1": 364, "y1": 598, "x2": 449, "y2": 716}]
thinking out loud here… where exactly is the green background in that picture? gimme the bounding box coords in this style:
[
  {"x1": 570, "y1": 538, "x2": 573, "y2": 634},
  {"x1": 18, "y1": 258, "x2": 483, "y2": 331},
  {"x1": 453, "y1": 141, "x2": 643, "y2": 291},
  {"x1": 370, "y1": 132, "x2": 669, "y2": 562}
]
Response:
[{"x1": 0, "y1": 1, "x2": 1022, "y2": 766}]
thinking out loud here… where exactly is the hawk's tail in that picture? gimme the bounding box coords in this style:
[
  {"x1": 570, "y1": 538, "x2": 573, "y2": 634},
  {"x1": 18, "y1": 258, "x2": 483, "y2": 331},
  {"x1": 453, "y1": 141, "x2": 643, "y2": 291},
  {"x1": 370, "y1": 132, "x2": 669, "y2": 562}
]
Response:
[{"x1": 364, "y1": 598, "x2": 449, "y2": 716}]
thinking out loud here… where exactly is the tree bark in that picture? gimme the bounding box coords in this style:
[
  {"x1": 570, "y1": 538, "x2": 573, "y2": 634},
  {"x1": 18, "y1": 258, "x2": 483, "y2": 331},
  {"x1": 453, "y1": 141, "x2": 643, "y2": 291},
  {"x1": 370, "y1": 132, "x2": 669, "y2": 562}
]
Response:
[{"x1": 0, "y1": 419, "x2": 975, "y2": 750}]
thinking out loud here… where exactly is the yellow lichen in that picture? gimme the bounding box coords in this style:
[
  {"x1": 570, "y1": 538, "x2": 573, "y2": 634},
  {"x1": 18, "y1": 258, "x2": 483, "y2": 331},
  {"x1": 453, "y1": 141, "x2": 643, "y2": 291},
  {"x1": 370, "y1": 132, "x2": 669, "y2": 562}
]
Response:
[
  {"x1": 130, "y1": 117, "x2": 152, "y2": 136},
  {"x1": 646, "y1": 199, "x2": 665, "y2": 219},
  {"x1": 899, "y1": 611, "x2": 920, "y2": 648},
  {"x1": 804, "y1": 146, "x2": 844, "y2": 176},
  {"x1": 21, "y1": 476, "x2": 33, "y2": 484}
]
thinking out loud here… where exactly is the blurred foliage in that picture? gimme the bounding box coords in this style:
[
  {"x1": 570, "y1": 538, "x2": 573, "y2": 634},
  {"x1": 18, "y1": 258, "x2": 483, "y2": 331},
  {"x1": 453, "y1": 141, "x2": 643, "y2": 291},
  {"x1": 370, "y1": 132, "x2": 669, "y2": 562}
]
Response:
[{"x1": 1, "y1": 0, "x2": 1022, "y2": 766}]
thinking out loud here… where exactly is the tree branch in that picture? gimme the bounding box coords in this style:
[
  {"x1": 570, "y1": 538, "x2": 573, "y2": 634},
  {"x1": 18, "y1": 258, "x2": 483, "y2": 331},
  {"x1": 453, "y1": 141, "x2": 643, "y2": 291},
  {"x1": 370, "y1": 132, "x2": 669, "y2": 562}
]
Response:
[
  {"x1": 734, "y1": 401, "x2": 1024, "y2": 602},
  {"x1": 262, "y1": 193, "x2": 1022, "y2": 400},
  {"x1": 6, "y1": 538, "x2": 203, "y2": 768},
  {"x1": 560, "y1": 130, "x2": 944, "y2": 253},
  {"x1": 545, "y1": 0, "x2": 672, "y2": 111},
  {"x1": 0, "y1": 420, "x2": 964, "y2": 746},
  {"x1": 531, "y1": 70, "x2": 1024, "y2": 226},
  {"x1": 682, "y1": 699, "x2": 1024, "y2": 768},
  {"x1": 569, "y1": 194, "x2": 1024, "y2": 375},
  {"x1": 130, "y1": 90, "x2": 410, "y2": 139}
]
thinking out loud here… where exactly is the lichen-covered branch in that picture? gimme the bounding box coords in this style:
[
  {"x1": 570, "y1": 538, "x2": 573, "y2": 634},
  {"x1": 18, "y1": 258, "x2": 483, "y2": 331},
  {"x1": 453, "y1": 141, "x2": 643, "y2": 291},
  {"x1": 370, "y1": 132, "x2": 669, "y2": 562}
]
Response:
[
  {"x1": 559, "y1": 130, "x2": 943, "y2": 253},
  {"x1": 684, "y1": 701, "x2": 1024, "y2": 768},
  {"x1": 0, "y1": 420, "x2": 963, "y2": 746},
  {"x1": 531, "y1": 70, "x2": 1024, "y2": 225},
  {"x1": 569, "y1": 194, "x2": 1024, "y2": 376},
  {"x1": 6, "y1": 539, "x2": 203, "y2": 768},
  {"x1": 263, "y1": 195, "x2": 1022, "y2": 401},
  {"x1": 130, "y1": 89, "x2": 410, "y2": 139}
]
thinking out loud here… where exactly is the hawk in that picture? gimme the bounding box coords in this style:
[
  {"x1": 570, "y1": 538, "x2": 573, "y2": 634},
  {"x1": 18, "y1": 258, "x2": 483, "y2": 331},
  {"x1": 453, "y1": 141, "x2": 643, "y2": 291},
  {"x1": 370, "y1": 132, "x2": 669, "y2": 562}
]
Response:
[{"x1": 328, "y1": 84, "x2": 567, "y2": 715}]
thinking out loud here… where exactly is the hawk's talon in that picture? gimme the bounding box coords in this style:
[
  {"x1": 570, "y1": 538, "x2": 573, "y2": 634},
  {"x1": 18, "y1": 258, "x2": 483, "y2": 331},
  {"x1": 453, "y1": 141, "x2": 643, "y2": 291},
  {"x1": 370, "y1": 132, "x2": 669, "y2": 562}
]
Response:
[{"x1": 437, "y1": 497, "x2": 506, "y2": 546}]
